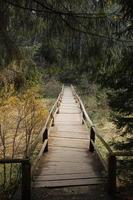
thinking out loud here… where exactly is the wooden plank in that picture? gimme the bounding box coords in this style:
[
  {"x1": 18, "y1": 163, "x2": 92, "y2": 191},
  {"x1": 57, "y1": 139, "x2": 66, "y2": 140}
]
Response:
[
  {"x1": 33, "y1": 174, "x2": 106, "y2": 181},
  {"x1": 49, "y1": 135, "x2": 89, "y2": 140},
  {"x1": 61, "y1": 102, "x2": 76, "y2": 104},
  {"x1": 59, "y1": 109, "x2": 80, "y2": 113},
  {"x1": 33, "y1": 178, "x2": 105, "y2": 188},
  {"x1": 40, "y1": 154, "x2": 92, "y2": 162},
  {"x1": 49, "y1": 138, "x2": 89, "y2": 149},
  {"x1": 55, "y1": 114, "x2": 82, "y2": 121},
  {"x1": 38, "y1": 161, "x2": 95, "y2": 169},
  {"x1": 60, "y1": 105, "x2": 79, "y2": 107},
  {"x1": 40, "y1": 149, "x2": 91, "y2": 159},
  {"x1": 53, "y1": 125, "x2": 87, "y2": 132},
  {"x1": 60, "y1": 106, "x2": 80, "y2": 110},
  {"x1": 38, "y1": 157, "x2": 100, "y2": 164},
  {"x1": 35, "y1": 167, "x2": 102, "y2": 176},
  {"x1": 50, "y1": 129, "x2": 88, "y2": 134},
  {"x1": 49, "y1": 128, "x2": 89, "y2": 135},
  {"x1": 40, "y1": 156, "x2": 90, "y2": 163},
  {"x1": 55, "y1": 122, "x2": 82, "y2": 125},
  {"x1": 35, "y1": 166, "x2": 105, "y2": 177},
  {"x1": 48, "y1": 146, "x2": 90, "y2": 152}
]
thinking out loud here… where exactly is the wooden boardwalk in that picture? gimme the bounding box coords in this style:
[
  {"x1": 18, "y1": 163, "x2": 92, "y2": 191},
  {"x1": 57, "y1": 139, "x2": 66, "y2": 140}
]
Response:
[{"x1": 33, "y1": 86, "x2": 106, "y2": 188}]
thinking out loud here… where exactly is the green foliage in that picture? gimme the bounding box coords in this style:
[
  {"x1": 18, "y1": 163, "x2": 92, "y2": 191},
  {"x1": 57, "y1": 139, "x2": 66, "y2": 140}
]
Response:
[
  {"x1": 103, "y1": 49, "x2": 133, "y2": 131},
  {"x1": 78, "y1": 83, "x2": 109, "y2": 124}
]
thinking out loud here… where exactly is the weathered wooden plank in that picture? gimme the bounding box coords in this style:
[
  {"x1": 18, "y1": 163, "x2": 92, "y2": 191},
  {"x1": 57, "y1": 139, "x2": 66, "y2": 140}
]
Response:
[
  {"x1": 53, "y1": 125, "x2": 87, "y2": 132},
  {"x1": 55, "y1": 114, "x2": 82, "y2": 122},
  {"x1": 48, "y1": 146, "x2": 90, "y2": 152},
  {"x1": 40, "y1": 156, "x2": 90, "y2": 163},
  {"x1": 33, "y1": 178, "x2": 105, "y2": 188},
  {"x1": 33, "y1": 174, "x2": 106, "y2": 181},
  {"x1": 50, "y1": 129, "x2": 88, "y2": 134},
  {"x1": 48, "y1": 138, "x2": 89, "y2": 149},
  {"x1": 35, "y1": 167, "x2": 102, "y2": 176},
  {"x1": 49, "y1": 135, "x2": 89, "y2": 140},
  {"x1": 40, "y1": 153, "x2": 92, "y2": 162},
  {"x1": 55, "y1": 122, "x2": 82, "y2": 125},
  {"x1": 59, "y1": 110, "x2": 80, "y2": 113}
]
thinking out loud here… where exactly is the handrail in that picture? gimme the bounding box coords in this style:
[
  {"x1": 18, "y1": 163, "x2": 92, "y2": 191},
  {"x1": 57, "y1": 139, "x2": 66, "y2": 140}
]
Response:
[
  {"x1": 71, "y1": 85, "x2": 112, "y2": 154},
  {"x1": 71, "y1": 85, "x2": 133, "y2": 194},
  {"x1": 91, "y1": 126, "x2": 113, "y2": 153},
  {"x1": 27, "y1": 85, "x2": 64, "y2": 157},
  {"x1": 0, "y1": 158, "x2": 31, "y2": 200},
  {"x1": 30, "y1": 85, "x2": 64, "y2": 173},
  {"x1": 0, "y1": 158, "x2": 28, "y2": 163},
  {"x1": 112, "y1": 151, "x2": 133, "y2": 157}
]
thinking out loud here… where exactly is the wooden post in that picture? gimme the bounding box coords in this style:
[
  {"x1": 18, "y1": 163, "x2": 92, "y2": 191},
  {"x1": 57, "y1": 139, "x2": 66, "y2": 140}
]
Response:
[
  {"x1": 107, "y1": 154, "x2": 116, "y2": 194},
  {"x1": 51, "y1": 114, "x2": 54, "y2": 126},
  {"x1": 74, "y1": 95, "x2": 77, "y2": 103},
  {"x1": 89, "y1": 127, "x2": 95, "y2": 152},
  {"x1": 57, "y1": 101, "x2": 60, "y2": 114},
  {"x1": 22, "y1": 160, "x2": 31, "y2": 200},
  {"x1": 43, "y1": 128, "x2": 48, "y2": 152},
  {"x1": 82, "y1": 112, "x2": 85, "y2": 124}
]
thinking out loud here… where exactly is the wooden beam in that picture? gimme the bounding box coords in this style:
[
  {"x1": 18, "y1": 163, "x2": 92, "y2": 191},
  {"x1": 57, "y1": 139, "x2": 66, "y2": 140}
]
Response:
[
  {"x1": 89, "y1": 127, "x2": 95, "y2": 152},
  {"x1": 107, "y1": 154, "x2": 116, "y2": 194},
  {"x1": 22, "y1": 160, "x2": 31, "y2": 200}
]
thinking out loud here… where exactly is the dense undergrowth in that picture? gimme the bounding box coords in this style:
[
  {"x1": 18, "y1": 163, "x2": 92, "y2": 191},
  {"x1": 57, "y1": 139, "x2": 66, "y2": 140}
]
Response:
[{"x1": 0, "y1": 76, "x2": 61, "y2": 199}]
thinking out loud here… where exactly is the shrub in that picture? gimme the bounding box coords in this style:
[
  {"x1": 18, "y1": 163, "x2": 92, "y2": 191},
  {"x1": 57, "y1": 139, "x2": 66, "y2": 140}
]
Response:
[{"x1": 43, "y1": 79, "x2": 61, "y2": 98}]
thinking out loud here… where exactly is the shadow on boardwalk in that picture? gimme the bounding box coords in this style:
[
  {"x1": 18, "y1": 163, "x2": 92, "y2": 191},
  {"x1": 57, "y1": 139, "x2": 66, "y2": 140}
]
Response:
[{"x1": 31, "y1": 185, "x2": 113, "y2": 200}]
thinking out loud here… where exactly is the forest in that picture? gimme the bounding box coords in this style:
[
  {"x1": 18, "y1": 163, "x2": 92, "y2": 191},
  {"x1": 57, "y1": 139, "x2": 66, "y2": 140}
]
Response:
[{"x1": 0, "y1": 0, "x2": 133, "y2": 199}]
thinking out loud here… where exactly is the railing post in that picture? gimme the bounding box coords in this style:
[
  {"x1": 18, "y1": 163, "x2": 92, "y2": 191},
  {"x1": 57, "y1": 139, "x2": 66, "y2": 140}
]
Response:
[
  {"x1": 82, "y1": 111, "x2": 85, "y2": 124},
  {"x1": 107, "y1": 154, "x2": 116, "y2": 194},
  {"x1": 74, "y1": 94, "x2": 77, "y2": 103},
  {"x1": 89, "y1": 126, "x2": 95, "y2": 152},
  {"x1": 22, "y1": 159, "x2": 31, "y2": 200},
  {"x1": 51, "y1": 113, "x2": 54, "y2": 126},
  {"x1": 57, "y1": 101, "x2": 60, "y2": 114},
  {"x1": 43, "y1": 128, "x2": 48, "y2": 152}
]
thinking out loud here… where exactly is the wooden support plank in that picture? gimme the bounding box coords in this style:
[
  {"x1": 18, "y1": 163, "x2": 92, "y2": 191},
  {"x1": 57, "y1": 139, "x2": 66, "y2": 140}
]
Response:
[
  {"x1": 22, "y1": 160, "x2": 31, "y2": 200},
  {"x1": 35, "y1": 166, "x2": 103, "y2": 176},
  {"x1": 89, "y1": 127, "x2": 95, "y2": 152},
  {"x1": 49, "y1": 135, "x2": 89, "y2": 140},
  {"x1": 33, "y1": 178, "x2": 105, "y2": 188},
  {"x1": 49, "y1": 137, "x2": 89, "y2": 147},
  {"x1": 107, "y1": 154, "x2": 116, "y2": 194},
  {"x1": 33, "y1": 174, "x2": 107, "y2": 181}
]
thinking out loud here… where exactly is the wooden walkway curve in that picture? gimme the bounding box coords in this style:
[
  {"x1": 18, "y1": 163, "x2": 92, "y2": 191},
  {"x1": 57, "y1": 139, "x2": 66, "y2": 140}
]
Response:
[{"x1": 33, "y1": 86, "x2": 106, "y2": 188}]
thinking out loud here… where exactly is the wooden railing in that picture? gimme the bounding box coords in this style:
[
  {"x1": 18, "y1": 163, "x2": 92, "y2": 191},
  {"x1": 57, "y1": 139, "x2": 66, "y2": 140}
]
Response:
[
  {"x1": 29, "y1": 85, "x2": 64, "y2": 173},
  {"x1": 0, "y1": 85, "x2": 64, "y2": 200},
  {"x1": 71, "y1": 85, "x2": 133, "y2": 194},
  {"x1": 0, "y1": 159, "x2": 31, "y2": 199}
]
